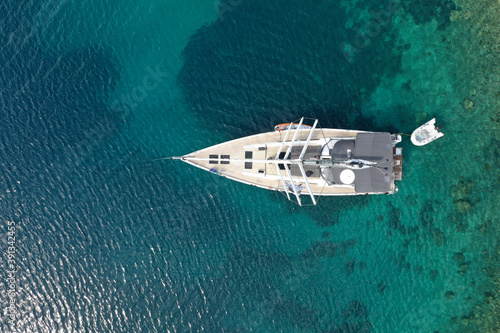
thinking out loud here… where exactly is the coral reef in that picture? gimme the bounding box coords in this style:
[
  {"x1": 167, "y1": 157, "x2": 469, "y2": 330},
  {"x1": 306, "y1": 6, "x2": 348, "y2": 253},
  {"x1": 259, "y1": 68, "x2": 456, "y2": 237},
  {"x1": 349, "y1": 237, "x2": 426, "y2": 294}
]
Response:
[
  {"x1": 387, "y1": 202, "x2": 417, "y2": 235},
  {"x1": 342, "y1": 300, "x2": 368, "y2": 319},
  {"x1": 327, "y1": 300, "x2": 372, "y2": 333},
  {"x1": 462, "y1": 96, "x2": 475, "y2": 111},
  {"x1": 414, "y1": 111, "x2": 428, "y2": 124},
  {"x1": 448, "y1": 180, "x2": 476, "y2": 228},
  {"x1": 490, "y1": 111, "x2": 500, "y2": 124},
  {"x1": 344, "y1": 260, "x2": 356, "y2": 275},
  {"x1": 452, "y1": 252, "x2": 465, "y2": 263},
  {"x1": 430, "y1": 269, "x2": 439, "y2": 282},
  {"x1": 478, "y1": 220, "x2": 493, "y2": 235},
  {"x1": 450, "y1": 180, "x2": 474, "y2": 201},
  {"x1": 445, "y1": 291, "x2": 456, "y2": 300},
  {"x1": 432, "y1": 228, "x2": 446, "y2": 246},
  {"x1": 454, "y1": 199, "x2": 473, "y2": 213},
  {"x1": 455, "y1": 221, "x2": 468, "y2": 233},
  {"x1": 272, "y1": 299, "x2": 319, "y2": 330},
  {"x1": 377, "y1": 282, "x2": 386, "y2": 295},
  {"x1": 302, "y1": 239, "x2": 357, "y2": 266},
  {"x1": 458, "y1": 262, "x2": 470, "y2": 275},
  {"x1": 327, "y1": 321, "x2": 373, "y2": 333},
  {"x1": 401, "y1": 0, "x2": 457, "y2": 29},
  {"x1": 484, "y1": 138, "x2": 500, "y2": 165},
  {"x1": 453, "y1": 241, "x2": 500, "y2": 333},
  {"x1": 419, "y1": 200, "x2": 438, "y2": 230}
]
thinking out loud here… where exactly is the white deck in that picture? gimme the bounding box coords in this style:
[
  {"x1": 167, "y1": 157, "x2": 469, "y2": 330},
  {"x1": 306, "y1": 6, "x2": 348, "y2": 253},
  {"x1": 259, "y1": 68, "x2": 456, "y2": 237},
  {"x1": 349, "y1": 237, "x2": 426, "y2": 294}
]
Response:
[{"x1": 180, "y1": 125, "x2": 400, "y2": 203}]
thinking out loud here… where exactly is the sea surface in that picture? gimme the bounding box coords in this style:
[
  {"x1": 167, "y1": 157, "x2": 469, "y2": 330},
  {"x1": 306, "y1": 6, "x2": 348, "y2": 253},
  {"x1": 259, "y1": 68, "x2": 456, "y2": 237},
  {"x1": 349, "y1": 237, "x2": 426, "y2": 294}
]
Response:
[{"x1": 0, "y1": 0, "x2": 499, "y2": 332}]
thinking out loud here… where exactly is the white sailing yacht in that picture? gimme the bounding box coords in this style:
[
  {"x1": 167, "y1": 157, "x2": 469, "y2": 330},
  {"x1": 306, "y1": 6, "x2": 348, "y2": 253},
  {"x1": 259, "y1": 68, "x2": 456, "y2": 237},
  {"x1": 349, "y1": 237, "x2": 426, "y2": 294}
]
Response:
[{"x1": 173, "y1": 118, "x2": 403, "y2": 206}]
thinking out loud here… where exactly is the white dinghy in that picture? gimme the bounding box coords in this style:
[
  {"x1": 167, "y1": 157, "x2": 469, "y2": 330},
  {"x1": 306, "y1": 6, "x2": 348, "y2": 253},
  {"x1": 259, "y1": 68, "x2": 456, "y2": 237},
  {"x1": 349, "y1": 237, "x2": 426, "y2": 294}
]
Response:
[{"x1": 411, "y1": 118, "x2": 444, "y2": 146}]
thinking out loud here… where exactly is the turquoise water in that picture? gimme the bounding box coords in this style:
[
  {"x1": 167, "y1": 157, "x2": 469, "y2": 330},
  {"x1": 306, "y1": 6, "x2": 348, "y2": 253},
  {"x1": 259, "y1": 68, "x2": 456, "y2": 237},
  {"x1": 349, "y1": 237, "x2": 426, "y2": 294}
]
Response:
[{"x1": 0, "y1": 0, "x2": 498, "y2": 332}]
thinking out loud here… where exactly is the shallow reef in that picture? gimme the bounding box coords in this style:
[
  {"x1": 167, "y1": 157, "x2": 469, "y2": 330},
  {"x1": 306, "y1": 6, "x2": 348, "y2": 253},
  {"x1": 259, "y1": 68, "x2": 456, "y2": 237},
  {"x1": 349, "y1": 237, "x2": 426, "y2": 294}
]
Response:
[
  {"x1": 431, "y1": 228, "x2": 446, "y2": 247},
  {"x1": 342, "y1": 300, "x2": 368, "y2": 319},
  {"x1": 430, "y1": 269, "x2": 439, "y2": 282},
  {"x1": 302, "y1": 239, "x2": 357, "y2": 266},
  {"x1": 344, "y1": 260, "x2": 356, "y2": 276},
  {"x1": 447, "y1": 179, "x2": 476, "y2": 230},
  {"x1": 452, "y1": 252, "x2": 466, "y2": 264},
  {"x1": 327, "y1": 320, "x2": 373, "y2": 333},
  {"x1": 418, "y1": 199, "x2": 439, "y2": 231},
  {"x1": 377, "y1": 282, "x2": 387, "y2": 295},
  {"x1": 445, "y1": 290, "x2": 456, "y2": 300},
  {"x1": 387, "y1": 202, "x2": 417, "y2": 235},
  {"x1": 401, "y1": 0, "x2": 457, "y2": 30},
  {"x1": 272, "y1": 299, "x2": 320, "y2": 330},
  {"x1": 452, "y1": 239, "x2": 500, "y2": 332},
  {"x1": 450, "y1": 180, "x2": 474, "y2": 201}
]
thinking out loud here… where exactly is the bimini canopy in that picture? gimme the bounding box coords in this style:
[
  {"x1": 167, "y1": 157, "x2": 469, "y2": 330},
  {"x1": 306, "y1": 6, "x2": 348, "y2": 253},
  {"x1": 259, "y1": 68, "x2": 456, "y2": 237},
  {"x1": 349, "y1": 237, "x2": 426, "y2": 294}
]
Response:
[
  {"x1": 353, "y1": 133, "x2": 393, "y2": 162},
  {"x1": 353, "y1": 133, "x2": 393, "y2": 193}
]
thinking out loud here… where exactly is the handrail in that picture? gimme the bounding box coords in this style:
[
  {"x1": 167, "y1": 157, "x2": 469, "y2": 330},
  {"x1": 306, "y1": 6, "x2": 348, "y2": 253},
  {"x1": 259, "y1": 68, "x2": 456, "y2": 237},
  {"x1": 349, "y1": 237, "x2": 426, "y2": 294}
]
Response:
[
  {"x1": 299, "y1": 119, "x2": 318, "y2": 160},
  {"x1": 274, "y1": 118, "x2": 298, "y2": 159},
  {"x1": 297, "y1": 163, "x2": 317, "y2": 205}
]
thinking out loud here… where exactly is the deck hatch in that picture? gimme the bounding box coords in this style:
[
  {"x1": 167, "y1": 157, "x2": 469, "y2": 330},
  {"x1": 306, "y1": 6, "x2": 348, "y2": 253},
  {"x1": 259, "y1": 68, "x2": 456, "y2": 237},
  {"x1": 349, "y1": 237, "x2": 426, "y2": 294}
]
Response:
[
  {"x1": 245, "y1": 162, "x2": 253, "y2": 169},
  {"x1": 245, "y1": 151, "x2": 253, "y2": 159},
  {"x1": 221, "y1": 155, "x2": 230, "y2": 164},
  {"x1": 277, "y1": 152, "x2": 289, "y2": 170},
  {"x1": 209, "y1": 154, "x2": 218, "y2": 164}
]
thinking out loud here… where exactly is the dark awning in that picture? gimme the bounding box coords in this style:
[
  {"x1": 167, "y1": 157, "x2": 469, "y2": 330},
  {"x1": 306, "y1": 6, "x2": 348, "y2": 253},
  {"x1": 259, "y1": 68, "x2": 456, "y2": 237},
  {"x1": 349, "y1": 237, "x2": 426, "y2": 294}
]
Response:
[
  {"x1": 354, "y1": 133, "x2": 392, "y2": 162},
  {"x1": 354, "y1": 167, "x2": 392, "y2": 193},
  {"x1": 353, "y1": 133, "x2": 393, "y2": 193}
]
